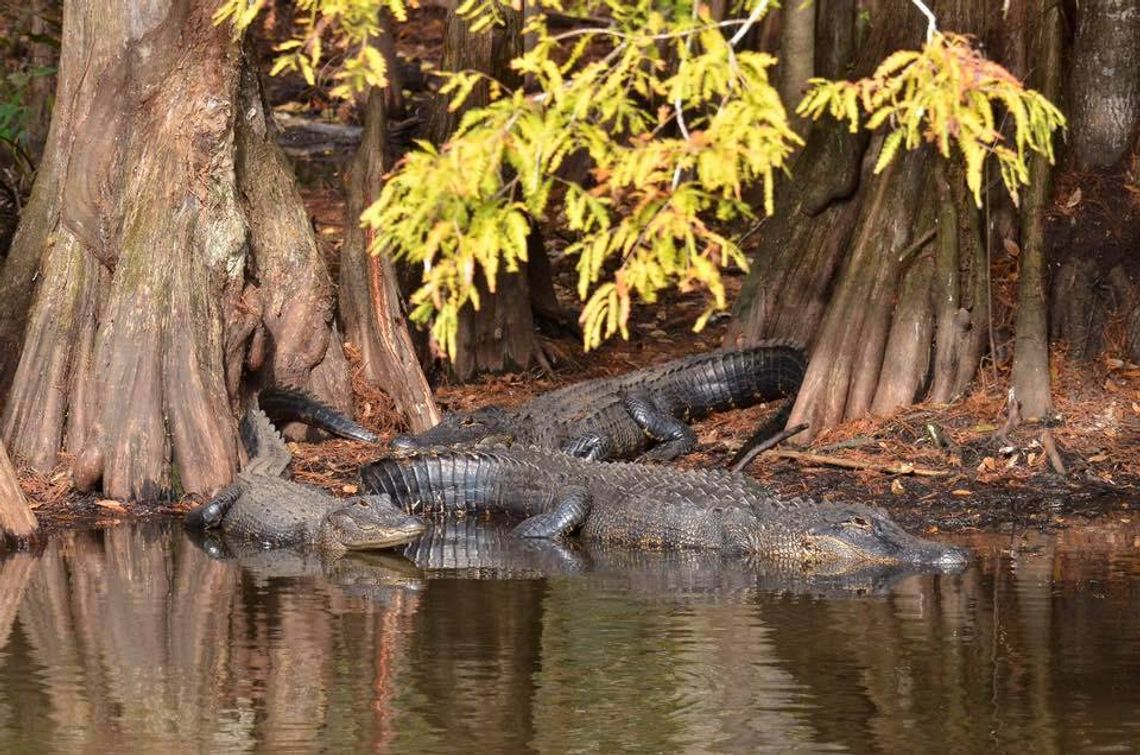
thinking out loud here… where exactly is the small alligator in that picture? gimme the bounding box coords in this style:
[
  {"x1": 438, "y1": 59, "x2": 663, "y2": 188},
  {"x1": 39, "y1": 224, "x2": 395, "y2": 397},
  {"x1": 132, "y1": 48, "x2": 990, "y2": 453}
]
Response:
[
  {"x1": 392, "y1": 342, "x2": 807, "y2": 462},
  {"x1": 360, "y1": 445, "x2": 968, "y2": 571},
  {"x1": 185, "y1": 403, "x2": 424, "y2": 557},
  {"x1": 258, "y1": 386, "x2": 379, "y2": 443}
]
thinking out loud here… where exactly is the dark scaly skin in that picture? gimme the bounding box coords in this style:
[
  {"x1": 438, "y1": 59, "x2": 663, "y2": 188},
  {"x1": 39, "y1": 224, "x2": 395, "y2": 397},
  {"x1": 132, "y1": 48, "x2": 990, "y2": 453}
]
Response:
[
  {"x1": 258, "y1": 387, "x2": 378, "y2": 443},
  {"x1": 360, "y1": 446, "x2": 969, "y2": 571},
  {"x1": 185, "y1": 405, "x2": 424, "y2": 557},
  {"x1": 392, "y1": 342, "x2": 807, "y2": 461}
]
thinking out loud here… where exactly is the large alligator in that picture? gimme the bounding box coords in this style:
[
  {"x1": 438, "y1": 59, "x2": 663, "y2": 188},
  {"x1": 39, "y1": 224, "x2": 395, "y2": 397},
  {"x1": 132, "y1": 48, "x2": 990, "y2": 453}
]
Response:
[
  {"x1": 392, "y1": 342, "x2": 807, "y2": 462},
  {"x1": 360, "y1": 445, "x2": 968, "y2": 571},
  {"x1": 185, "y1": 403, "x2": 424, "y2": 557}
]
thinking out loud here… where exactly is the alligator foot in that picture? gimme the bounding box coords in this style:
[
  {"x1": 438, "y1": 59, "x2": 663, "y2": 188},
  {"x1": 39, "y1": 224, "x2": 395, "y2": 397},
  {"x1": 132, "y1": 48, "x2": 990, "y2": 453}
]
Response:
[
  {"x1": 624, "y1": 393, "x2": 697, "y2": 461},
  {"x1": 513, "y1": 485, "x2": 591, "y2": 538},
  {"x1": 562, "y1": 432, "x2": 612, "y2": 461},
  {"x1": 185, "y1": 484, "x2": 243, "y2": 530}
]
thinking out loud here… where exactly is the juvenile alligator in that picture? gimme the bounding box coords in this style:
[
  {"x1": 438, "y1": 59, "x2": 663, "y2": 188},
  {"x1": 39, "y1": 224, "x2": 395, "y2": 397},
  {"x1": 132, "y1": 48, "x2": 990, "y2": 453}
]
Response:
[
  {"x1": 360, "y1": 445, "x2": 968, "y2": 571},
  {"x1": 185, "y1": 403, "x2": 424, "y2": 557},
  {"x1": 392, "y1": 342, "x2": 807, "y2": 462},
  {"x1": 258, "y1": 386, "x2": 379, "y2": 443}
]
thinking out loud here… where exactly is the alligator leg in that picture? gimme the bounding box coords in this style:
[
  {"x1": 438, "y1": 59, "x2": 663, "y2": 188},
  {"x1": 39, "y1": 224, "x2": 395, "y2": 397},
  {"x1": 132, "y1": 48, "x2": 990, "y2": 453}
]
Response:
[
  {"x1": 561, "y1": 432, "x2": 613, "y2": 461},
  {"x1": 512, "y1": 485, "x2": 592, "y2": 539},
  {"x1": 184, "y1": 484, "x2": 243, "y2": 530},
  {"x1": 624, "y1": 393, "x2": 697, "y2": 461}
]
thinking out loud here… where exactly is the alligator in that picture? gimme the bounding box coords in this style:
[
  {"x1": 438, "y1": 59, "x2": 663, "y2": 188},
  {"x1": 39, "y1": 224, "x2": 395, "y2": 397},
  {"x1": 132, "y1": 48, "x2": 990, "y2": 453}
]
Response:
[
  {"x1": 391, "y1": 342, "x2": 807, "y2": 462},
  {"x1": 360, "y1": 445, "x2": 968, "y2": 571},
  {"x1": 258, "y1": 386, "x2": 379, "y2": 443},
  {"x1": 185, "y1": 403, "x2": 424, "y2": 557}
]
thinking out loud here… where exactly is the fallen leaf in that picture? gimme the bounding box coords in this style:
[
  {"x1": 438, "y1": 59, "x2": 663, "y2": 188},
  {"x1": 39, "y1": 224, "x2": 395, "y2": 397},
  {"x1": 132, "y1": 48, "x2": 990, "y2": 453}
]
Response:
[
  {"x1": 1088, "y1": 453, "x2": 1108, "y2": 463},
  {"x1": 1063, "y1": 187, "x2": 1082, "y2": 208},
  {"x1": 972, "y1": 423, "x2": 998, "y2": 433},
  {"x1": 96, "y1": 499, "x2": 126, "y2": 512},
  {"x1": 951, "y1": 489, "x2": 972, "y2": 497},
  {"x1": 890, "y1": 479, "x2": 905, "y2": 495},
  {"x1": 342, "y1": 484, "x2": 359, "y2": 494},
  {"x1": 1003, "y1": 238, "x2": 1020, "y2": 257}
]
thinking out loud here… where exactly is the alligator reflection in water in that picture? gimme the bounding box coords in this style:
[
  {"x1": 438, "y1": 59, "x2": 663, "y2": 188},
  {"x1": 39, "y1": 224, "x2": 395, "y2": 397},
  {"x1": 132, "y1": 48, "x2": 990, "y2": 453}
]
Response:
[{"x1": 1, "y1": 519, "x2": 1139, "y2": 751}]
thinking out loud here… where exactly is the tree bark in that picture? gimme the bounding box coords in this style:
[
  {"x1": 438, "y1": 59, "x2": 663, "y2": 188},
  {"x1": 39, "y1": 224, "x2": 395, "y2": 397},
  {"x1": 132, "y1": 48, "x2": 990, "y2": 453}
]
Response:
[
  {"x1": 0, "y1": 1, "x2": 351, "y2": 500},
  {"x1": 425, "y1": 3, "x2": 550, "y2": 380},
  {"x1": 1011, "y1": 0, "x2": 1063, "y2": 421},
  {"x1": 728, "y1": 0, "x2": 1000, "y2": 441},
  {"x1": 779, "y1": 0, "x2": 816, "y2": 135},
  {"x1": 0, "y1": 440, "x2": 37, "y2": 541},
  {"x1": 340, "y1": 88, "x2": 440, "y2": 432},
  {"x1": 1067, "y1": 0, "x2": 1140, "y2": 171}
]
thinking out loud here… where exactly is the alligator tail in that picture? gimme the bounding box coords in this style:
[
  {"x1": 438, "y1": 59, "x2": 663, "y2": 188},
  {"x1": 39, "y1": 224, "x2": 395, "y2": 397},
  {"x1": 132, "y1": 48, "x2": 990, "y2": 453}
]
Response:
[{"x1": 258, "y1": 387, "x2": 378, "y2": 443}]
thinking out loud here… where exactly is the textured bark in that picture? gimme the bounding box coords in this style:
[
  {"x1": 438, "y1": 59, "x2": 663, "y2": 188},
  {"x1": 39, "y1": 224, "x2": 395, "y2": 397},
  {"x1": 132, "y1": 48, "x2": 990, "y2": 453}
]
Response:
[
  {"x1": 1012, "y1": 0, "x2": 1063, "y2": 420},
  {"x1": 1, "y1": 1, "x2": 350, "y2": 500},
  {"x1": 870, "y1": 178, "x2": 938, "y2": 413},
  {"x1": 786, "y1": 148, "x2": 928, "y2": 433},
  {"x1": 1067, "y1": 0, "x2": 1140, "y2": 170},
  {"x1": 729, "y1": 0, "x2": 999, "y2": 440},
  {"x1": 779, "y1": 0, "x2": 815, "y2": 135},
  {"x1": 814, "y1": 0, "x2": 856, "y2": 80},
  {"x1": 340, "y1": 89, "x2": 440, "y2": 432},
  {"x1": 0, "y1": 440, "x2": 37, "y2": 540},
  {"x1": 426, "y1": 3, "x2": 548, "y2": 380}
]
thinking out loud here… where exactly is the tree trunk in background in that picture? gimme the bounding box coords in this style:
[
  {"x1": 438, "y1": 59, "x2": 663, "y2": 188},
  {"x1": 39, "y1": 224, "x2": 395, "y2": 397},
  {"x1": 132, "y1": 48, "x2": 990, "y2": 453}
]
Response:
[
  {"x1": 779, "y1": 0, "x2": 816, "y2": 135},
  {"x1": 0, "y1": 440, "x2": 37, "y2": 541},
  {"x1": 425, "y1": 3, "x2": 550, "y2": 380},
  {"x1": 1066, "y1": 0, "x2": 1140, "y2": 171},
  {"x1": 1049, "y1": 0, "x2": 1140, "y2": 365},
  {"x1": 23, "y1": 0, "x2": 59, "y2": 163},
  {"x1": 340, "y1": 88, "x2": 440, "y2": 432},
  {"x1": 0, "y1": 1, "x2": 351, "y2": 500},
  {"x1": 728, "y1": 0, "x2": 1000, "y2": 441},
  {"x1": 1011, "y1": 0, "x2": 1063, "y2": 421}
]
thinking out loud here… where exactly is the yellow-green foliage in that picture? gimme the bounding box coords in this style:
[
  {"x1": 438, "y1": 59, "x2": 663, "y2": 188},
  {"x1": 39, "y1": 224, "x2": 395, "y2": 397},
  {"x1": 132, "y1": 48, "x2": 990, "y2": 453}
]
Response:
[
  {"x1": 363, "y1": 0, "x2": 801, "y2": 354},
  {"x1": 797, "y1": 32, "x2": 1066, "y2": 207},
  {"x1": 214, "y1": 0, "x2": 408, "y2": 97}
]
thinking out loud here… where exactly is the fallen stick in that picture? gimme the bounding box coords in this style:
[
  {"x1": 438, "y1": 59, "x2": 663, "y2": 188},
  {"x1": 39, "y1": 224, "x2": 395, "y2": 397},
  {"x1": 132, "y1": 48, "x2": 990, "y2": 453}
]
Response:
[{"x1": 767, "y1": 450, "x2": 949, "y2": 477}]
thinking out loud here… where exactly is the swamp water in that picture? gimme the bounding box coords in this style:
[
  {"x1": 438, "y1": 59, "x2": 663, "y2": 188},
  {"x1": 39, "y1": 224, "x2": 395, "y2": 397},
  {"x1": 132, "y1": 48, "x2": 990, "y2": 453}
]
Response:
[{"x1": 1, "y1": 518, "x2": 1139, "y2": 753}]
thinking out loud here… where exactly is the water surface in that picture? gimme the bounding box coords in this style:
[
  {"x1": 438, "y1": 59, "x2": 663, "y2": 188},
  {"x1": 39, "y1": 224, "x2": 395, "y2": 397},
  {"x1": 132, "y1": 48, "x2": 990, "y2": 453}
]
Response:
[{"x1": 1, "y1": 519, "x2": 1138, "y2": 753}]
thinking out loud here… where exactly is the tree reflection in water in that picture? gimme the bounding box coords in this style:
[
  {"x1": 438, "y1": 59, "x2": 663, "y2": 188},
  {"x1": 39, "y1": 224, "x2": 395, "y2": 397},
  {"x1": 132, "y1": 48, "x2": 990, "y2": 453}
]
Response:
[{"x1": 0, "y1": 519, "x2": 1137, "y2": 751}]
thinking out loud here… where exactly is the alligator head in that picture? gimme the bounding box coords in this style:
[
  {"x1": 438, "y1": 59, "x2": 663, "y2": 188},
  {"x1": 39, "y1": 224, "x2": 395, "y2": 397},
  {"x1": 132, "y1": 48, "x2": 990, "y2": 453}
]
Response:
[
  {"x1": 391, "y1": 406, "x2": 516, "y2": 449},
  {"x1": 791, "y1": 504, "x2": 968, "y2": 571},
  {"x1": 318, "y1": 495, "x2": 426, "y2": 557}
]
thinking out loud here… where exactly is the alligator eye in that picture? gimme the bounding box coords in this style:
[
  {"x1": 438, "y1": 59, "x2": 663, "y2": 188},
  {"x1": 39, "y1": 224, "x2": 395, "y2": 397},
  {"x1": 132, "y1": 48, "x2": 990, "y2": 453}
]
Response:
[
  {"x1": 848, "y1": 516, "x2": 871, "y2": 529},
  {"x1": 460, "y1": 416, "x2": 476, "y2": 427},
  {"x1": 358, "y1": 501, "x2": 370, "y2": 508}
]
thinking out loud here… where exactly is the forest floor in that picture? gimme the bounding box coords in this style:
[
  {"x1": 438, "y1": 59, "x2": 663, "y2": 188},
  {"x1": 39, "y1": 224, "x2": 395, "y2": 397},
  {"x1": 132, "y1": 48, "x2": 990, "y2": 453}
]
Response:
[{"x1": 10, "y1": 4, "x2": 1140, "y2": 541}]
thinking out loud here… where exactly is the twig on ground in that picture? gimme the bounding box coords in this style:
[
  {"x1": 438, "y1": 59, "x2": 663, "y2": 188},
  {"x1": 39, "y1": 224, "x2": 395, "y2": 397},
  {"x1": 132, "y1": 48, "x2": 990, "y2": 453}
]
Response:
[{"x1": 768, "y1": 450, "x2": 949, "y2": 477}]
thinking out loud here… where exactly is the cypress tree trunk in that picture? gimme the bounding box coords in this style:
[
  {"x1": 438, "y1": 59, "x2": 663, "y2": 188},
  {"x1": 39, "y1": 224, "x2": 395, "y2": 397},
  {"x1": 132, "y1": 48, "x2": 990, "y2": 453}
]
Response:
[
  {"x1": 424, "y1": 3, "x2": 551, "y2": 380},
  {"x1": 1011, "y1": 0, "x2": 1063, "y2": 421},
  {"x1": 0, "y1": 1, "x2": 352, "y2": 500},
  {"x1": 0, "y1": 440, "x2": 37, "y2": 541},
  {"x1": 340, "y1": 88, "x2": 440, "y2": 432},
  {"x1": 1048, "y1": 0, "x2": 1140, "y2": 364},
  {"x1": 727, "y1": 0, "x2": 1002, "y2": 440}
]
